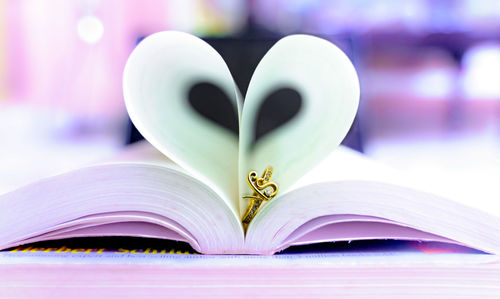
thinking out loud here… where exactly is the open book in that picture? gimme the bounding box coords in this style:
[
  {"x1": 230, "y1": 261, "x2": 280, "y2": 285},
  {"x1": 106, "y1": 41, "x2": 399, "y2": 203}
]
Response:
[{"x1": 1, "y1": 31, "x2": 500, "y2": 255}]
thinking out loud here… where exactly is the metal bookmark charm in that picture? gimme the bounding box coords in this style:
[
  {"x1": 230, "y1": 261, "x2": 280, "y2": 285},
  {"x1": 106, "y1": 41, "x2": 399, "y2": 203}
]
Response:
[{"x1": 242, "y1": 166, "x2": 278, "y2": 228}]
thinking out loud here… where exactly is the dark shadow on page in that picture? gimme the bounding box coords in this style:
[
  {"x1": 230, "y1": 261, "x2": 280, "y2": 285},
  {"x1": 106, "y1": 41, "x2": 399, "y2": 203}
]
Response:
[
  {"x1": 1, "y1": 238, "x2": 487, "y2": 255},
  {"x1": 188, "y1": 82, "x2": 239, "y2": 135},
  {"x1": 1, "y1": 237, "x2": 198, "y2": 255},
  {"x1": 277, "y1": 240, "x2": 487, "y2": 255},
  {"x1": 251, "y1": 87, "x2": 302, "y2": 148}
]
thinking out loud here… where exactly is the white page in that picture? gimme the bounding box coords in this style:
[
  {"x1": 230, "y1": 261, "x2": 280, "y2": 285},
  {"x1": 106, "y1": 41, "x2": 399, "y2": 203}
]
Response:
[
  {"x1": 239, "y1": 35, "x2": 359, "y2": 216},
  {"x1": 123, "y1": 31, "x2": 242, "y2": 215},
  {"x1": 292, "y1": 146, "x2": 500, "y2": 219}
]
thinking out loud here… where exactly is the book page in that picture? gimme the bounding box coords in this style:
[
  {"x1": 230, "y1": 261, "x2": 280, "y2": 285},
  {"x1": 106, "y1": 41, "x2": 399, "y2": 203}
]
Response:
[
  {"x1": 238, "y1": 35, "x2": 359, "y2": 217},
  {"x1": 289, "y1": 146, "x2": 403, "y2": 190},
  {"x1": 123, "y1": 31, "x2": 242, "y2": 215},
  {"x1": 291, "y1": 146, "x2": 500, "y2": 219},
  {"x1": 245, "y1": 147, "x2": 500, "y2": 254},
  {"x1": 0, "y1": 145, "x2": 245, "y2": 253}
]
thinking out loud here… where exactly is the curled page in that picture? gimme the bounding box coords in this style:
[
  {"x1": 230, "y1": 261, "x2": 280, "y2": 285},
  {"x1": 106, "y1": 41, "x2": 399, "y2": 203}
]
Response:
[
  {"x1": 123, "y1": 31, "x2": 242, "y2": 213},
  {"x1": 239, "y1": 35, "x2": 359, "y2": 216}
]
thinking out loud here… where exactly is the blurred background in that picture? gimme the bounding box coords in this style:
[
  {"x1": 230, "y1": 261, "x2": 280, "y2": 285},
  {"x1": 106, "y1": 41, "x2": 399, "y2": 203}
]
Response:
[{"x1": 1, "y1": 0, "x2": 499, "y2": 200}]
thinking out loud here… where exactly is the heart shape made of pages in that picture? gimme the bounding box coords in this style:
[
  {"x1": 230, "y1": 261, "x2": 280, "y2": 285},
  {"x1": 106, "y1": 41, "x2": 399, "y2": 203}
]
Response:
[{"x1": 123, "y1": 31, "x2": 359, "y2": 217}]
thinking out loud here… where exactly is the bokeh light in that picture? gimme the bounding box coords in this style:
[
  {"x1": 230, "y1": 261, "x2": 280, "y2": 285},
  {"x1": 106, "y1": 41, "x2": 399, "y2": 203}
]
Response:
[{"x1": 77, "y1": 15, "x2": 104, "y2": 44}]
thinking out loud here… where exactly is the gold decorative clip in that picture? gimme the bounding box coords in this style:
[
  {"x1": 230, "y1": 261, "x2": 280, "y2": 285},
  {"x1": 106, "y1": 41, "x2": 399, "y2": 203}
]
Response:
[{"x1": 242, "y1": 166, "x2": 278, "y2": 228}]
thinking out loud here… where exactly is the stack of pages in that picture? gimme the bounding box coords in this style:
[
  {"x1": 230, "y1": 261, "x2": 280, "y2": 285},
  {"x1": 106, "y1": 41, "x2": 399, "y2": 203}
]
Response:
[{"x1": 1, "y1": 239, "x2": 499, "y2": 297}]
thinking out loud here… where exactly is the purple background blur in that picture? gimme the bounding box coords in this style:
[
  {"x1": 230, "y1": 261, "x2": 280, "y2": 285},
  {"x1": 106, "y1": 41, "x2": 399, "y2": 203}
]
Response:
[{"x1": 1, "y1": 0, "x2": 499, "y2": 200}]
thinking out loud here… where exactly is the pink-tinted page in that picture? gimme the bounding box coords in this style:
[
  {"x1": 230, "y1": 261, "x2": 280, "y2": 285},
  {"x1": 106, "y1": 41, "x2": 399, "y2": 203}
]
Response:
[
  {"x1": 34, "y1": 222, "x2": 188, "y2": 243},
  {"x1": 281, "y1": 214, "x2": 457, "y2": 250},
  {"x1": 5, "y1": 211, "x2": 200, "y2": 252}
]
